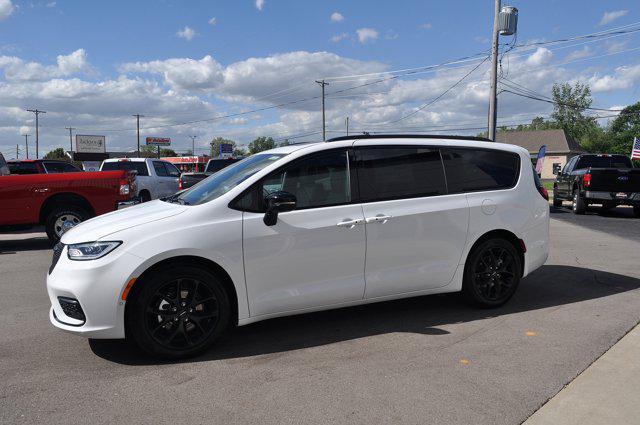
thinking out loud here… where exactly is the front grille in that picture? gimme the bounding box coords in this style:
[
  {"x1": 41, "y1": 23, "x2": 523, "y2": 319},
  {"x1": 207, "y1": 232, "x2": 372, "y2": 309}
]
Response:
[
  {"x1": 49, "y1": 242, "x2": 64, "y2": 274},
  {"x1": 58, "y1": 297, "x2": 86, "y2": 322}
]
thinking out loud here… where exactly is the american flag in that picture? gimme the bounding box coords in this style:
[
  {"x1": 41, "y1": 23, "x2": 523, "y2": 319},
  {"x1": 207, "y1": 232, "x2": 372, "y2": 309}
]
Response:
[{"x1": 633, "y1": 137, "x2": 640, "y2": 160}]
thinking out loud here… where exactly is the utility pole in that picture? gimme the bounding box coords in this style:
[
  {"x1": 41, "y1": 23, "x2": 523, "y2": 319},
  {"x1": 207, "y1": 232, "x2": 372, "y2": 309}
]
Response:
[
  {"x1": 487, "y1": 0, "x2": 501, "y2": 141},
  {"x1": 315, "y1": 80, "x2": 329, "y2": 141},
  {"x1": 16, "y1": 144, "x2": 20, "y2": 159},
  {"x1": 65, "y1": 126, "x2": 76, "y2": 152},
  {"x1": 189, "y1": 135, "x2": 197, "y2": 155},
  {"x1": 24, "y1": 134, "x2": 30, "y2": 159},
  {"x1": 133, "y1": 114, "x2": 144, "y2": 157},
  {"x1": 346, "y1": 117, "x2": 349, "y2": 136},
  {"x1": 26, "y1": 109, "x2": 46, "y2": 158}
]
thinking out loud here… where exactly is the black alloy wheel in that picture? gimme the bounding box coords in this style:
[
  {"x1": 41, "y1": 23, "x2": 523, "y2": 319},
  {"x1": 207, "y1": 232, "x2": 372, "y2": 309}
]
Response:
[
  {"x1": 128, "y1": 265, "x2": 230, "y2": 359},
  {"x1": 462, "y1": 239, "x2": 521, "y2": 308}
]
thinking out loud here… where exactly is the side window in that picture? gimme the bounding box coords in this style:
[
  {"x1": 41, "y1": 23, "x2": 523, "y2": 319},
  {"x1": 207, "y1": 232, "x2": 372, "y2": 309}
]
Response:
[
  {"x1": 152, "y1": 161, "x2": 169, "y2": 177},
  {"x1": 164, "y1": 162, "x2": 181, "y2": 177},
  {"x1": 43, "y1": 162, "x2": 67, "y2": 173},
  {"x1": 356, "y1": 146, "x2": 446, "y2": 202},
  {"x1": 61, "y1": 163, "x2": 79, "y2": 172},
  {"x1": 234, "y1": 149, "x2": 351, "y2": 212},
  {"x1": 442, "y1": 148, "x2": 520, "y2": 193}
]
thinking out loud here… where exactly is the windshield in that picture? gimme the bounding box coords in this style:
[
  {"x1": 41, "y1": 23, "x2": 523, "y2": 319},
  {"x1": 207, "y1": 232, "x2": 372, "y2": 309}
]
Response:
[
  {"x1": 575, "y1": 155, "x2": 632, "y2": 170},
  {"x1": 175, "y1": 153, "x2": 286, "y2": 205}
]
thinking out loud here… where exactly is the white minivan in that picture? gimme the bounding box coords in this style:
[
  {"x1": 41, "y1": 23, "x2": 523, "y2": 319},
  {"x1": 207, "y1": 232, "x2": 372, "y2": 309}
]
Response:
[{"x1": 47, "y1": 135, "x2": 549, "y2": 358}]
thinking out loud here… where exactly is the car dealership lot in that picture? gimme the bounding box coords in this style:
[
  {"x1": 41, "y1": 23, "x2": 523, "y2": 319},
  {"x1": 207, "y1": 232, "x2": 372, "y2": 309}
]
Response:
[{"x1": 1, "y1": 210, "x2": 639, "y2": 425}]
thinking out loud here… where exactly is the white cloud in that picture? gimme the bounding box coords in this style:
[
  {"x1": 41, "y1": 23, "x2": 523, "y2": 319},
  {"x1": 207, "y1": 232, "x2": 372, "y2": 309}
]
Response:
[
  {"x1": 356, "y1": 28, "x2": 379, "y2": 44},
  {"x1": 598, "y1": 10, "x2": 628, "y2": 26},
  {"x1": 330, "y1": 12, "x2": 344, "y2": 23},
  {"x1": 255, "y1": 0, "x2": 265, "y2": 11},
  {"x1": 330, "y1": 33, "x2": 348, "y2": 43},
  {"x1": 385, "y1": 30, "x2": 399, "y2": 40},
  {"x1": 565, "y1": 46, "x2": 593, "y2": 62},
  {"x1": 420, "y1": 23, "x2": 432, "y2": 29},
  {"x1": 525, "y1": 47, "x2": 553, "y2": 66},
  {"x1": 176, "y1": 26, "x2": 196, "y2": 41},
  {"x1": 120, "y1": 55, "x2": 224, "y2": 91},
  {"x1": 0, "y1": 0, "x2": 13, "y2": 20},
  {"x1": 588, "y1": 64, "x2": 640, "y2": 92},
  {"x1": 208, "y1": 17, "x2": 217, "y2": 26},
  {"x1": 46, "y1": 1, "x2": 56, "y2": 7},
  {"x1": 0, "y1": 49, "x2": 91, "y2": 81},
  {"x1": 19, "y1": 125, "x2": 30, "y2": 135}
]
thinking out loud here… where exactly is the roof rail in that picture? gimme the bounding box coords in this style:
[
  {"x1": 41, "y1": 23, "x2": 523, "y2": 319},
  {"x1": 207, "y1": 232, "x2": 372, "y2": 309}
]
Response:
[{"x1": 326, "y1": 134, "x2": 492, "y2": 143}]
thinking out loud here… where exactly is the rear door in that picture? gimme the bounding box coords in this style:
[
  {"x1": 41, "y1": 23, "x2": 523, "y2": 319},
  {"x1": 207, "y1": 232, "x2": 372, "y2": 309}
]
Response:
[{"x1": 354, "y1": 144, "x2": 469, "y2": 298}]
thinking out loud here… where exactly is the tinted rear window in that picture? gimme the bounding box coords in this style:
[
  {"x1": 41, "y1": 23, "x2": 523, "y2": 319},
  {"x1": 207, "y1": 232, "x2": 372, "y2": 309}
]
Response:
[
  {"x1": 356, "y1": 147, "x2": 447, "y2": 202},
  {"x1": 206, "y1": 158, "x2": 242, "y2": 173},
  {"x1": 43, "y1": 161, "x2": 80, "y2": 173},
  {"x1": 575, "y1": 155, "x2": 632, "y2": 170},
  {"x1": 101, "y1": 161, "x2": 149, "y2": 176},
  {"x1": 441, "y1": 148, "x2": 520, "y2": 193},
  {"x1": 8, "y1": 162, "x2": 39, "y2": 174}
]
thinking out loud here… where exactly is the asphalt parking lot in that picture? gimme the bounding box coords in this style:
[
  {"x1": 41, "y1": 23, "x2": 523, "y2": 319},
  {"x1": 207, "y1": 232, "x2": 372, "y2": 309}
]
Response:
[{"x1": 1, "y1": 207, "x2": 639, "y2": 425}]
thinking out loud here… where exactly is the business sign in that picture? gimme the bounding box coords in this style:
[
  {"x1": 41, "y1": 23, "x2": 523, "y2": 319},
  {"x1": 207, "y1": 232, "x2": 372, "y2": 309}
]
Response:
[
  {"x1": 76, "y1": 135, "x2": 106, "y2": 153},
  {"x1": 219, "y1": 143, "x2": 233, "y2": 158},
  {"x1": 146, "y1": 137, "x2": 171, "y2": 146}
]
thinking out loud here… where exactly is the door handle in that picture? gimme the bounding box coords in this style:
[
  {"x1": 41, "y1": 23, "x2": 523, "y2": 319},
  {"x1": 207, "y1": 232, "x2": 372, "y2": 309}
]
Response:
[
  {"x1": 365, "y1": 214, "x2": 393, "y2": 224},
  {"x1": 337, "y1": 219, "x2": 364, "y2": 228}
]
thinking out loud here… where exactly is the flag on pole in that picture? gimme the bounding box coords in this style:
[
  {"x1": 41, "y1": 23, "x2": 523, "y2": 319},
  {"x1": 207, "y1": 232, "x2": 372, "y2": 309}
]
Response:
[
  {"x1": 632, "y1": 137, "x2": 640, "y2": 160},
  {"x1": 535, "y1": 145, "x2": 546, "y2": 175}
]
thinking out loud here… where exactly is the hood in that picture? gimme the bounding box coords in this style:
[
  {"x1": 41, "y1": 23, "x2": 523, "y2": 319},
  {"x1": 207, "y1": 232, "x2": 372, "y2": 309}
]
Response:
[{"x1": 61, "y1": 200, "x2": 187, "y2": 244}]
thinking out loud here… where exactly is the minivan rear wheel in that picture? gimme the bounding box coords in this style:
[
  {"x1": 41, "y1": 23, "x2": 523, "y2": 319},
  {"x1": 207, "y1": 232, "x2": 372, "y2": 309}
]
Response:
[
  {"x1": 127, "y1": 265, "x2": 231, "y2": 359},
  {"x1": 462, "y1": 238, "x2": 522, "y2": 308}
]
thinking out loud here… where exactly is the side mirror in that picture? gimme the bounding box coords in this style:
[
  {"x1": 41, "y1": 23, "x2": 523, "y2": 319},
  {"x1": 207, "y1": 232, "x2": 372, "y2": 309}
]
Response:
[{"x1": 263, "y1": 191, "x2": 297, "y2": 226}]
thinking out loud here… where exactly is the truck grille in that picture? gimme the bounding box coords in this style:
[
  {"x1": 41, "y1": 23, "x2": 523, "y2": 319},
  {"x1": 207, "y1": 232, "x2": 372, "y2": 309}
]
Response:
[{"x1": 49, "y1": 242, "x2": 64, "y2": 274}]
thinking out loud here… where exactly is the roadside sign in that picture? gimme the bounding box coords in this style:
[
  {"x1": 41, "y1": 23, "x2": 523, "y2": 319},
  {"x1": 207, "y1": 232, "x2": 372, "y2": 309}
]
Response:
[
  {"x1": 146, "y1": 137, "x2": 171, "y2": 146},
  {"x1": 219, "y1": 143, "x2": 233, "y2": 158},
  {"x1": 76, "y1": 135, "x2": 106, "y2": 153}
]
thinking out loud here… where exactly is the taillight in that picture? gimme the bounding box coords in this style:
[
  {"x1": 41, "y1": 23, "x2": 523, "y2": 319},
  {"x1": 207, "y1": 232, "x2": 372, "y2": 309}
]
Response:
[
  {"x1": 583, "y1": 173, "x2": 591, "y2": 187},
  {"x1": 538, "y1": 186, "x2": 549, "y2": 201},
  {"x1": 119, "y1": 178, "x2": 130, "y2": 196},
  {"x1": 179, "y1": 177, "x2": 183, "y2": 190}
]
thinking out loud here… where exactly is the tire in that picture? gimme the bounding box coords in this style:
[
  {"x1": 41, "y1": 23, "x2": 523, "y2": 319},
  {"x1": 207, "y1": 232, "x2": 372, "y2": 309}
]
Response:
[
  {"x1": 461, "y1": 238, "x2": 522, "y2": 308},
  {"x1": 139, "y1": 190, "x2": 151, "y2": 203},
  {"x1": 45, "y1": 206, "x2": 88, "y2": 243},
  {"x1": 127, "y1": 265, "x2": 231, "y2": 359},
  {"x1": 572, "y1": 190, "x2": 586, "y2": 215},
  {"x1": 552, "y1": 189, "x2": 562, "y2": 207}
]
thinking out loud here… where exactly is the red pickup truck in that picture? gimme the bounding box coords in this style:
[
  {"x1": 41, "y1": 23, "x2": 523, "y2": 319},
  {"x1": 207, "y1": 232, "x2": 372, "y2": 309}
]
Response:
[{"x1": 0, "y1": 153, "x2": 137, "y2": 242}]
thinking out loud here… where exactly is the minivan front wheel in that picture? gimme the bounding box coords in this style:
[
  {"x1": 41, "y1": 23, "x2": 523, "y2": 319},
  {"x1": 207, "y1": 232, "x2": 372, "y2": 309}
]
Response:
[
  {"x1": 462, "y1": 238, "x2": 522, "y2": 308},
  {"x1": 128, "y1": 265, "x2": 231, "y2": 359}
]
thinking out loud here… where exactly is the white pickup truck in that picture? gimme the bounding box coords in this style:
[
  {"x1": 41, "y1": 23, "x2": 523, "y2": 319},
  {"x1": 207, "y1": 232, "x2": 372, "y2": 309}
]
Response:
[{"x1": 100, "y1": 158, "x2": 180, "y2": 201}]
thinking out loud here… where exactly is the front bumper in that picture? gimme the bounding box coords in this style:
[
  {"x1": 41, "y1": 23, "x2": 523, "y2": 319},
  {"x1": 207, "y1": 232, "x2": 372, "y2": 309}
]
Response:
[
  {"x1": 46, "y1": 245, "x2": 141, "y2": 339},
  {"x1": 584, "y1": 191, "x2": 640, "y2": 206}
]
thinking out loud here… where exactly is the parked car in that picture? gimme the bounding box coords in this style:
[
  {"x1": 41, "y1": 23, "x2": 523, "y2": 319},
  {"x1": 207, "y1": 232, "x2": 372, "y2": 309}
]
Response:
[
  {"x1": 178, "y1": 157, "x2": 243, "y2": 190},
  {"x1": 552, "y1": 153, "x2": 640, "y2": 216},
  {"x1": 47, "y1": 134, "x2": 549, "y2": 359},
  {"x1": 101, "y1": 158, "x2": 181, "y2": 201},
  {"x1": 7, "y1": 159, "x2": 82, "y2": 174},
  {"x1": 0, "y1": 165, "x2": 137, "y2": 242}
]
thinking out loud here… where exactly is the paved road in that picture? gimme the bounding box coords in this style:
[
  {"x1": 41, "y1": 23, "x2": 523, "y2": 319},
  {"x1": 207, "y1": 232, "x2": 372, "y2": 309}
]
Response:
[
  {"x1": 551, "y1": 202, "x2": 640, "y2": 241},
  {"x1": 1, "y1": 216, "x2": 639, "y2": 425}
]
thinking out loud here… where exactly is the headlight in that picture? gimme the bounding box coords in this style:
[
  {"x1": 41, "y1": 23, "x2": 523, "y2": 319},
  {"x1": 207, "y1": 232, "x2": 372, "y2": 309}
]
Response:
[{"x1": 67, "y1": 241, "x2": 122, "y2": 261}]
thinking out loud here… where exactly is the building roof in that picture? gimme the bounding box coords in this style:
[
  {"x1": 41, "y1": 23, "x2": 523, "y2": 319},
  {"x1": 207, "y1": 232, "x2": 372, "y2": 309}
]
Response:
[{"x1": 495, "y1": 129, "x2": 586, "y2": 155}]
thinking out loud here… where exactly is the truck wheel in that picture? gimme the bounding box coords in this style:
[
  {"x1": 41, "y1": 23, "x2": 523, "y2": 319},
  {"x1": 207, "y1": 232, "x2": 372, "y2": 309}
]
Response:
[
  {"x1": 552, "y1": 189, "x2": 562, "y2": 207},
  {"x1": 139, "y1": 190, "x2": 151, "y2": 203},
  {"x1": 45, "y1": 206, "x2": 88, "y2": 243},
  {"x1": 572, "y1": 191, "x2": 586, "y2": 215},
  {"x1": 127, "y1": 265, "x2": 231, "y2": 359}
]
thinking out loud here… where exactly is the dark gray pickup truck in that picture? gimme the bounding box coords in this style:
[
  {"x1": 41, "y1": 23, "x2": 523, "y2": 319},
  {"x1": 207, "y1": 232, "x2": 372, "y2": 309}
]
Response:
[
  {"x1": 552, "y1": 153, "x2": 640, "y2": 216},
  {"x1": 179, "y1": 157, "x2": 243, "y2": 190}
]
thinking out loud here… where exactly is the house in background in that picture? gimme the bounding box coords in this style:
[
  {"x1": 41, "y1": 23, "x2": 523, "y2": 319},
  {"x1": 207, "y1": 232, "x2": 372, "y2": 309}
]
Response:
[{"x1": 496, "y1": 129, "x2": 587, "y2": 179}]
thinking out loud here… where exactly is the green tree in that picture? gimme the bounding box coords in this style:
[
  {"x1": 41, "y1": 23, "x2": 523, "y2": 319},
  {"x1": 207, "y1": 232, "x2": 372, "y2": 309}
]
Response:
[
  {"x1": 160, "y1": 148, "x2": 177, "y2": 157},
  {"x1": 608, "y1": 102, "x2": 640, "y2": 156},
  {"x1": 210, "y1": 137, "x2": 237, "y2": 157},
  {"x1": 44, "y1": 148, "x2": 68, "y2": 160},
  {"x1": 233, "y1": 147, "x2": 247, "y2": 156},
  {"x1": 551, "y1": 82, "x2": 597, "y2": 140},
  {"x1": 248, "y1": 136, "x2": 277, "y2": 154}
]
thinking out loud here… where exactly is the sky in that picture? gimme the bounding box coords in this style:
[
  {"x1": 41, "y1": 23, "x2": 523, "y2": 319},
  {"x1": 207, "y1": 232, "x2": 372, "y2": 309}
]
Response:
[{"x1": 0, "y1": 0, "x2": 639, "y2": 158}]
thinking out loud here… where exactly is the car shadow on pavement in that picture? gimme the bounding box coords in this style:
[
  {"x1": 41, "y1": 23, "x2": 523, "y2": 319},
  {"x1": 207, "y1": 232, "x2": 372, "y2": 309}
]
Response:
[
  {"x1": 89, "y1": 264, "x2": 640, "y2": 365},
  {"x1": 551, "y1": 204, "x2": 636, "y2": 218},
  {"x1": 0, "y1": 237, "x2": 51, "y2": 254}
]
